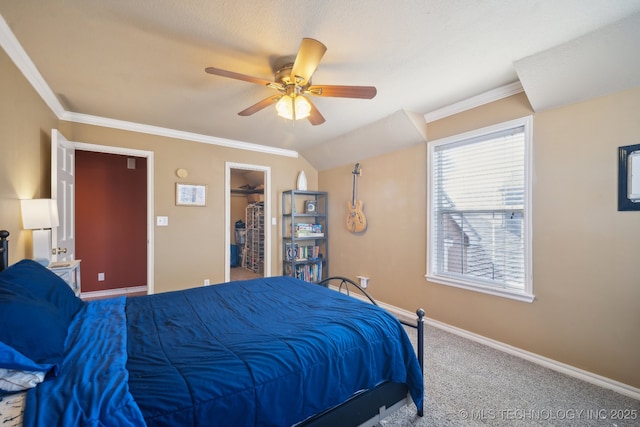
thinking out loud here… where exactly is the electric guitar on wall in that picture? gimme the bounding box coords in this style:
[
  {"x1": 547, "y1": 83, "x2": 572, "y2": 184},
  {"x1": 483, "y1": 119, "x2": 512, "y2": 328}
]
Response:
[{"x1": 346, "y1": 163, "x2": 367, "y2": 233}]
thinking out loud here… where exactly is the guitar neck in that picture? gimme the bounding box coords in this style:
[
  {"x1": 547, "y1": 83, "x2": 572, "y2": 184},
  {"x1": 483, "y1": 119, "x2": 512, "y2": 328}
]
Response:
[
  {"x1": 351, "y1": 163, "x2": 360, "y2": 207},
  {"x1": 351, "y1": 175, "x2": 357, "y2": 207}
]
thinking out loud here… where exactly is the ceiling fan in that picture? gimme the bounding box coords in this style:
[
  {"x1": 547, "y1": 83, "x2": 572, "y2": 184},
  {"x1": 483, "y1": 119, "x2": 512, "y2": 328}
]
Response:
[{"x1": 205, "y1": 38, "x2": 377, "y2": 126}]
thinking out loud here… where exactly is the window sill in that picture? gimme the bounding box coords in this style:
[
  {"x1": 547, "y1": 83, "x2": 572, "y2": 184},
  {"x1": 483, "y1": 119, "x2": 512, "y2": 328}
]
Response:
[{"x1": 425, "y1": 274, "x2": 535, "y2": 303}]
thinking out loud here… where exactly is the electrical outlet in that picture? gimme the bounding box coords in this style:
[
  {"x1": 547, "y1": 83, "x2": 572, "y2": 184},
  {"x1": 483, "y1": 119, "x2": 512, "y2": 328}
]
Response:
[
  {"x1": 356, "y1": 275, "x2": 369, "y2": 288},
  {"x1": 98, "y1": 272, "x2": 105, "y2": 281},
  {"x1": 204, "y1": 279, "x2": 210, "y2": 286}
]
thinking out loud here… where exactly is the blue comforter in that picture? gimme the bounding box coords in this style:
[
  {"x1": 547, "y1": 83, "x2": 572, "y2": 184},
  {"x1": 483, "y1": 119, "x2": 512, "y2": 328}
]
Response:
[
  {"x1": 24, "y1": 297, "x2": 145, "y2": 426},
  {"x1": 26, "y1": 276, "x2": 423, "y2": 426}
]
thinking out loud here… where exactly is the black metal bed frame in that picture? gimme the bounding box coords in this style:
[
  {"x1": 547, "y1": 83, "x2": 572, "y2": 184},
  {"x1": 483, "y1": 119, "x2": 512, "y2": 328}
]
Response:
[
  {"x1": 0, "y1": 230, "x2": 8, "y2": 272},
  {"x1": 296, "y1": 276, "x2": 425, "y2": 425}
]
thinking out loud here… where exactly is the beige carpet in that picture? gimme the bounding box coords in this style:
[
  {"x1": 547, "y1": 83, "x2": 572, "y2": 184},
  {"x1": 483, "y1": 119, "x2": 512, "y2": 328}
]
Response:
[{"x1": 381, "y1": 325, "x2": 639, "y2": 426}]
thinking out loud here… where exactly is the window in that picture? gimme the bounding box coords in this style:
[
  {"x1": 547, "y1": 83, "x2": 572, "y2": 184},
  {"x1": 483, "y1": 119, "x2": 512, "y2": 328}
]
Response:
[{"x1": 427, "y1": 116, "x2": 533, "y2": 302}]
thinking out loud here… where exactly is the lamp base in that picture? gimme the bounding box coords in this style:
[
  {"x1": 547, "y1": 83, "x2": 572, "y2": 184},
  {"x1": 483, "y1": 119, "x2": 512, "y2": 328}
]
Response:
[{"x1": 32, "y1": 229, "x2": 52, "y2": 265}]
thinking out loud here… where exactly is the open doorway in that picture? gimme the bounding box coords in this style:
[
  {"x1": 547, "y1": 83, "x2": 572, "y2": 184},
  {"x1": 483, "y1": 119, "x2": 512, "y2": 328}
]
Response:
[
  {"x1": 75, "y1": 151, "x2": 147, "y2": 296},
  {"x1": 52, "y1": 131, "x2": 155, "y2": 298},
  {"x1": 225, "y1": 162, "x2": 271, "y2": 282}
]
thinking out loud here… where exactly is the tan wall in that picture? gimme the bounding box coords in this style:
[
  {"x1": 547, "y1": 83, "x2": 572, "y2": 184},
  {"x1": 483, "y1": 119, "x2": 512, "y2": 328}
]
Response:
[
  {"x1": 0, "y1": 47, "x2": 316, "y2": 294},
  {"x1": 320, "y1": 146, "x2": 428, "y2": 309},
  {"x1": 0, "y1": 48, "x2": 58, "y2": 260},
  {"x1": 58, "y1": 122, "x2": 316, "y2": 293},
  {"x1": 320, "y1": 89, "x2": 640, "y2": 388}
]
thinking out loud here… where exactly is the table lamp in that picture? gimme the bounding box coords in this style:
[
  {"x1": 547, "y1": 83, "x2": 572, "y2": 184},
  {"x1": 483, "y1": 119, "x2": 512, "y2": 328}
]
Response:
[{"x1": 21, "y1": 199, "x2": 59, "y2": 265}]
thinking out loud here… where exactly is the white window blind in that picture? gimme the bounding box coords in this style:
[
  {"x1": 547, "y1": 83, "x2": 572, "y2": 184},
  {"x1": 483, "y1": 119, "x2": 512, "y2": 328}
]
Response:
[{"x1": 428, "y1": 117, "x2": 533, "y2": 301}]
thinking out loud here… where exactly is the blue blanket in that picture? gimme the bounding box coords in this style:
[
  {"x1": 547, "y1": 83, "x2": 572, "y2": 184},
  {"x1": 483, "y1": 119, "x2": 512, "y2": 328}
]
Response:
[
  {"x1": 24, "y1": 277, "x2": 422, "y2": 426},
  {"x1": 24, "y1": 297, "x2": 145, "y2": 426}
]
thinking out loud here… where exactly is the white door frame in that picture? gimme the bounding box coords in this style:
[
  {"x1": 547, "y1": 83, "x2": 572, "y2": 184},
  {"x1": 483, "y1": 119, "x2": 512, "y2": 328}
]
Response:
[
  {"x1": 71, "y1": 141, "x2": 155, "y2": 294},
  {"x1": 225, "y1": 162, "x2": 271, "y2": 282}
]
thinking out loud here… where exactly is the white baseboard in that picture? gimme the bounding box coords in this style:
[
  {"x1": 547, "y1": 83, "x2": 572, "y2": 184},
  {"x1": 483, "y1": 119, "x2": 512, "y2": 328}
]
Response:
[
  {"x1": 336, "y1": 289, "x2": 640, "y2": 401},
  {"x1": 81, "y1": 285, "x2": 147, "y2": 300}
]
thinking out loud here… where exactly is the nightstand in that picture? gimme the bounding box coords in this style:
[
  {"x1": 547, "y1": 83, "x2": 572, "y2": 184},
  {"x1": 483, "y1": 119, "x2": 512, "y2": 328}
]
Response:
[{"x1": 48, "y1": 260, "x2": 82, "y2": 297}]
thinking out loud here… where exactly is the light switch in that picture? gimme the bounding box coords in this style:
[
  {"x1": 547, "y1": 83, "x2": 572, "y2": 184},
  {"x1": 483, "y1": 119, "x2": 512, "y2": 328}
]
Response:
[{"x1": 156, "y1": 216, "x2": 169, "y2": 226}]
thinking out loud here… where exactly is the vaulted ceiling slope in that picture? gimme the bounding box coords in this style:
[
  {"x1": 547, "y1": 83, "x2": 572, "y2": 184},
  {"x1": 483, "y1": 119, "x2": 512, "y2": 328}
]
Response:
[{"x1": 0, "y1": 1, "x2": 639, "y2": 170}]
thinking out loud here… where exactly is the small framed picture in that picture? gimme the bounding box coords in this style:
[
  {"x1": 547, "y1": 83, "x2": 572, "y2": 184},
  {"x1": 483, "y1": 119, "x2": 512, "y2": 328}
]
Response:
[
  {"x1": 176, "y1": 183, "x2": 207, "y2": 206},
  {"x1": 305, "y1": 200, "x2": 317, "y2": 213},
  {"x1": 618, "y1": 144, "x2": 640, "y2": 211}
]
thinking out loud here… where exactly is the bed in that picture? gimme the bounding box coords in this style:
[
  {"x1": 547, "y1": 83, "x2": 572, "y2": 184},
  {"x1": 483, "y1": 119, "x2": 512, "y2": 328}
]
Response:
[{"x1": 0, "y1": 230, "x2": 424, "y2": 426}]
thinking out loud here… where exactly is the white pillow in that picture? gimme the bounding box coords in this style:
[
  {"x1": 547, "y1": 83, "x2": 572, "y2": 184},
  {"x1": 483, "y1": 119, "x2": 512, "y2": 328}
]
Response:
[{"x1": 0, "y1": 368, "x2": 45, "y2": 392}]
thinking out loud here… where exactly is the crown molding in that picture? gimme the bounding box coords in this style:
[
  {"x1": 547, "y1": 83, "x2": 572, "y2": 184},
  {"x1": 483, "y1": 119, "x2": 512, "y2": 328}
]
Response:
[
  {"x1": 424, "y1": 81, "x2": 524, "y2": 123},
  {"x1": 0, "y1": 14, "x2": 65, "y2": 118},
  {"x1": 62, "y1": 112, "x2": 298, "y2": 158},
  {"x1": 1, "y1": 14, "x2": 297, "y2": 158}
]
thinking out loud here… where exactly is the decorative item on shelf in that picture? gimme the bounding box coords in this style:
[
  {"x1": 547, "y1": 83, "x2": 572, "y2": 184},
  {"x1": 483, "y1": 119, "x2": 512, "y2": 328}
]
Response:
[
  {"x1": 20, "y1": 199, "x2": 59, "y2": 265},
  {"x1": 304, "y1": 200, "x2": 317, "y2": 213},
  {"x1": 296, "y1": 170, "x2": 308, "y2": 191},
  {"x1": 285, "y1": 242, "x2": 299, "y2": 261}
]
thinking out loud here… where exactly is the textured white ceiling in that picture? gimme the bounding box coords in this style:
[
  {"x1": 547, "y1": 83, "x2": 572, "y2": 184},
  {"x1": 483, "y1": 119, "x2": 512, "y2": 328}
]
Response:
[
  {"x1": 1, "y1": 1, "x2": 639, "y2": 169},
  {"x1": 515, "y1": 12, "x2": 640, "y2": 112}
]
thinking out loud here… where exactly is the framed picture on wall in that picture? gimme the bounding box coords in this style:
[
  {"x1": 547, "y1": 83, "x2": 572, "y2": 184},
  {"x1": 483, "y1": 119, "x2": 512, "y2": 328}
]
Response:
[
  {"x1": 176, "y1": 183, "x2": 207, "y2": 206},
  {"x1": 618, "y1": 144, "x2": 640, "y2": 211}
]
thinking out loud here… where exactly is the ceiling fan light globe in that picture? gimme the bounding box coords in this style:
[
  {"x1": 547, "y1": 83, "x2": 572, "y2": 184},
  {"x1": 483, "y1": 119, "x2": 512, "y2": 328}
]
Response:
[
  {"x1": 275, "y1": 95, "x2": 292, "y2": 118},
  {"x1": 275, "y1": 95, "x2": 311, "y2": 120},
  {"x1": 294, "y1": 96, "x2": 311, "y2": 119}
]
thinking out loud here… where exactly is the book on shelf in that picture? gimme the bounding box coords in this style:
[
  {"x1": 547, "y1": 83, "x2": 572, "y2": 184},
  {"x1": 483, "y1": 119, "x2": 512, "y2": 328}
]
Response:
[
  {"x1": 294, "y1": 223, "x2": 322, "y2": 233},
  {"x1": 295, "y1": 232, "x2": 324, "y2": 238},
  {"x1": 285, "y1": 243, "x2": 321, "y2": 261},
  {"x1": 285, "y1": 262, "x2": 323, "y2": 283},
  {"x1": 294, "y1": 223, "x2": 324, "y2": 238}
]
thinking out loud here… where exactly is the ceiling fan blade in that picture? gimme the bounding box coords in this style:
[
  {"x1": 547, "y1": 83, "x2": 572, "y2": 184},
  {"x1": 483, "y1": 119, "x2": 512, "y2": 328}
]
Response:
[
  {"x1": 205, "y1": 67, "x2": 275, "y2": 87},
  {"x1": 290, "y1": 38, "x2": 327, "y2": 85},
  {"x1": 307, "y1": 85, "x2": 377, "y2": 99},
  {"x1": 305, "y1": 97, "x2": 326, "y2": 126},
  {"x1": 238, "y1": 95, "x2": 282, "y2": 116}
]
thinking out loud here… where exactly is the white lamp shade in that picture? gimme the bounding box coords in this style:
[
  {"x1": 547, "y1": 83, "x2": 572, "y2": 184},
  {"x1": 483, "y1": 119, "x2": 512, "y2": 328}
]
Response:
[{"x1": 21, "y1": 199, "x2": 60, "y2": 230}]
